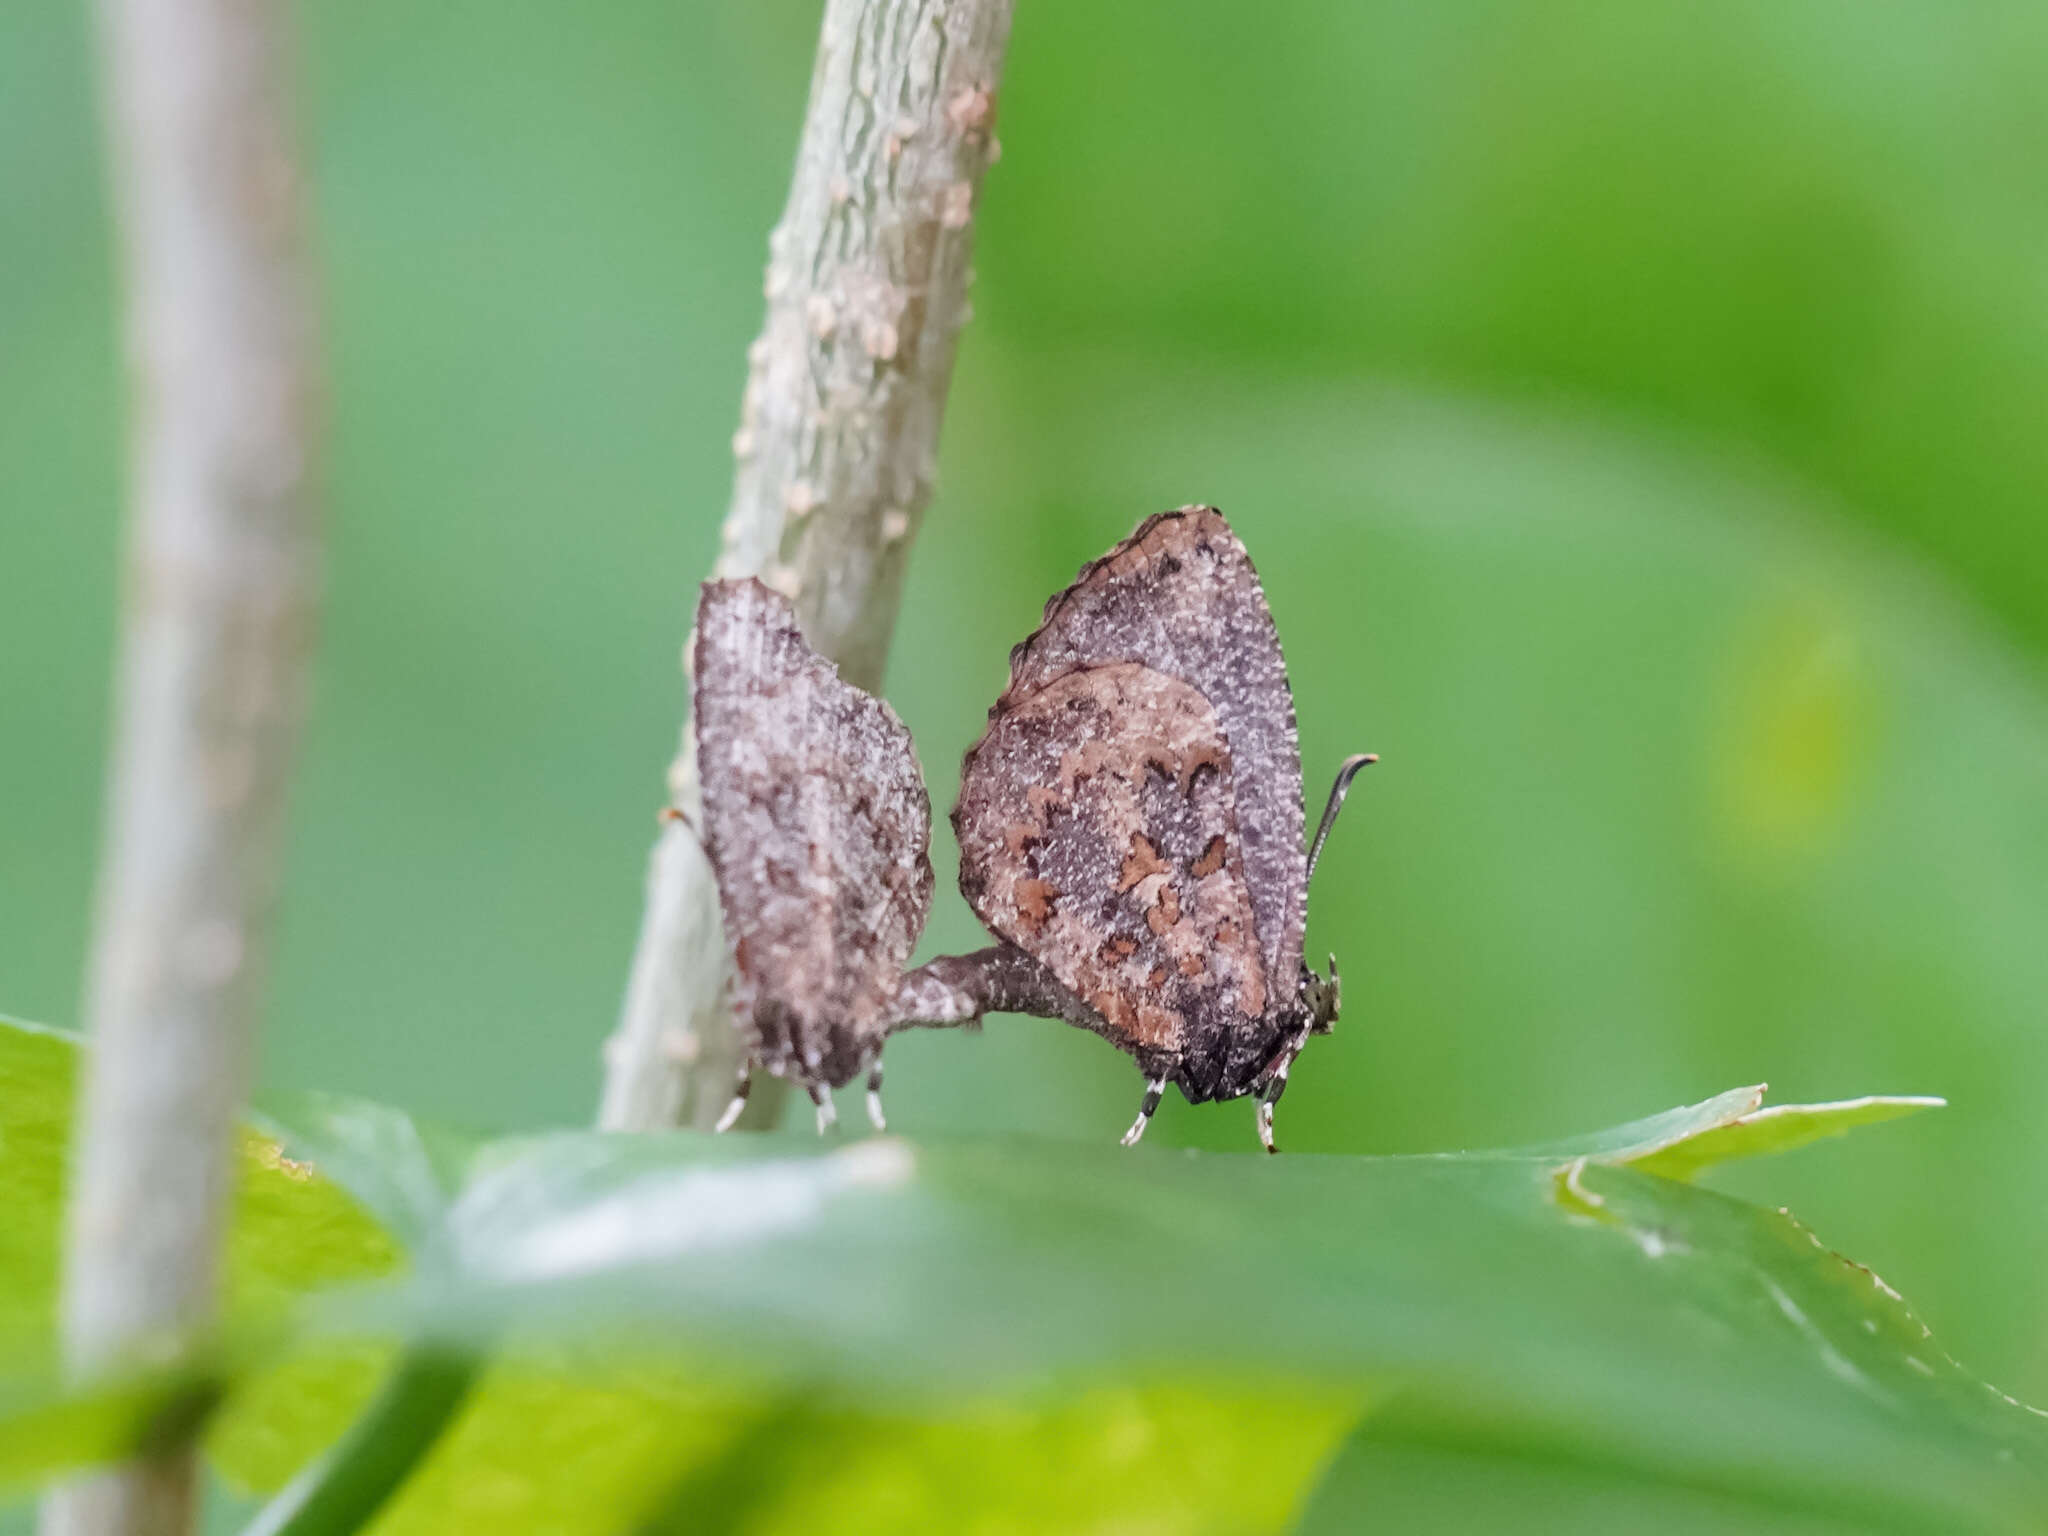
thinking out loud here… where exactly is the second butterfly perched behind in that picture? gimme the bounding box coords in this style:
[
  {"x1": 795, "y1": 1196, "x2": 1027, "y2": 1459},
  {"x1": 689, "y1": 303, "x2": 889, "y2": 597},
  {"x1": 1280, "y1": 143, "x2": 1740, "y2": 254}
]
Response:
[{"x1": 692, "y1": 577, "x2": 934, "y2": 1132}]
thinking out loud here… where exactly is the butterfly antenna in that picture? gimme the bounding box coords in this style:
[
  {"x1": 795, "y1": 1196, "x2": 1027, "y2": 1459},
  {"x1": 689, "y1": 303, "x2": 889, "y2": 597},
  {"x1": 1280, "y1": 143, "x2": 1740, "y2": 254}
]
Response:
[{"x1": 1306, "y1": 753, "x2": 1377, "y2": 885}]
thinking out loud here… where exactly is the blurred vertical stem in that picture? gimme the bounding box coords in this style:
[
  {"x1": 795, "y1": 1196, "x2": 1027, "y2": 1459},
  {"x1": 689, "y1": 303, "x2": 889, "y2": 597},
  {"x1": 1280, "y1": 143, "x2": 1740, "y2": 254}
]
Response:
[
  {"x1": 600, "y1": 0, "x2": 1014, "y2": 1131},
  {"x1": 42, "y1": 0, "x2": 322, "y2": 1530}
]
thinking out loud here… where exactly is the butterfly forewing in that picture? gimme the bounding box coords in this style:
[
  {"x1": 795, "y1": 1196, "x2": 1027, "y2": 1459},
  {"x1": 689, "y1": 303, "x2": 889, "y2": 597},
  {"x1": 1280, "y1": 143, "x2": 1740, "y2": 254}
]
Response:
[
  {"x1": 995, "y1": 508, "x2": 1309, "y2": 994},
  {"x1": 955, "y1": 661, "x2": 1290, "y2": 1101},
  {"x1": 693, "y1": 578, "x2": 934, "y2": 1089}
]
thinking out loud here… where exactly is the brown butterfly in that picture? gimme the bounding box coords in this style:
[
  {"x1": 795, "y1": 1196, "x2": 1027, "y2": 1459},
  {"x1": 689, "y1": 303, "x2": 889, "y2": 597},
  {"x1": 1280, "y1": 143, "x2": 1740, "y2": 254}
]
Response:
[
  {"x1": 692, "y1": 578, "x2": 934, "y2": 1133},
  {"x1": 948, "y1": 507, "x2": 1373, "y2": 1151}
]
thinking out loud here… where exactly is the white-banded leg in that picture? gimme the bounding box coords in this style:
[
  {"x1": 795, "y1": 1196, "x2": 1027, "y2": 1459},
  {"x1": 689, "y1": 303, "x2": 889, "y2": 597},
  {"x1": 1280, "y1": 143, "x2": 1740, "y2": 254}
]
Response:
[
  {"x1": 865, "y1": 1056, "x2": 888, "y2": 1131},
  {"x1": 1120, "y1": 1076, "x2": 1168, "y2": 1147},
  {"x1": 1254, "y1": 1038, "x2": 1307, "y2": 1154},
  {"x1": 808, "y1": 1081, "x2": 838, "y2": 1135},
  {"x1": 713, "y1": 1063, "x2": 752, "y2": 1134}
]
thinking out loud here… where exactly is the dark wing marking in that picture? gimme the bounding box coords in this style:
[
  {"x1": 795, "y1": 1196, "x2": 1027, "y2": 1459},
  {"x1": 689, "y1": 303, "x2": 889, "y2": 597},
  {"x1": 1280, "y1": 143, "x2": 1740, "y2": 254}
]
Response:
[
  {"x1": 693, "y1": 578, "x2": 934, "y2": 1089},
  {"x1": 991, "y1": 507, "x2": 1308, "y2": 997},
  {"x1": 954, "y1": 661, "x2": 1286, "y2": 1100}
]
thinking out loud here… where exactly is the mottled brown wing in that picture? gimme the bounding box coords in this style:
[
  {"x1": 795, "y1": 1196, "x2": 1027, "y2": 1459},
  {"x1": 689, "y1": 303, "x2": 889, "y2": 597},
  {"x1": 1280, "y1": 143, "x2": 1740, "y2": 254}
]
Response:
[
  {"x1": 692, "y1": 578, "x2": 934, "y2": 1089},
  {"x1": 954, "y1": 661, "x2": 1289, "y2": 1100},
  {"x1": 995, "y1": 507, "x2": 1309, "y2": 997}
]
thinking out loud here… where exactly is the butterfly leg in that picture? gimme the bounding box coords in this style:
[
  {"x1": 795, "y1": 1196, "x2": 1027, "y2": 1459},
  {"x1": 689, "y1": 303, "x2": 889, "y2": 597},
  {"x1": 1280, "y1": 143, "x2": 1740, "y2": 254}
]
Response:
[
  {"x1": 809, "y1": 1081, "x2": 838, "y2": 1135},
  {"x1": 865, "y1": 1056, "x2": 888, "y2": 1132},
  {"x1": 1254, "y1": 1080, "x2": 1283, "y2": 1155},
  {"x1": 1254, "y1": 1036, "x2": 1309, "y2": 1154},
  {"x1": 713, "y1": 1062, "x2": 752, "y2": 1134},
  {"x1": 1120, "y1": 1077, "x2": 1168, "y2": 1147}
]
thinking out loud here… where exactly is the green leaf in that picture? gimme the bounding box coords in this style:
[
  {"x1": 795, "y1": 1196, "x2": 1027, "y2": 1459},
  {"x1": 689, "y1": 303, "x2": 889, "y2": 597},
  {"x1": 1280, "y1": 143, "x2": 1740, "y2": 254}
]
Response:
[
  {"x1": 0, "y1": 1016, "x2": 402, "y2": 1326},
  {"x1": 1624, "y1": 1094, "x2": 1947, "y2": 1183},
  {"x1": 0, "y1": 1019, "x2": 77, "y2": 1362},
  {"x1": 162, "y1": 1095, "x2": 1367, "y2": 1534},
  {"x1": 1512, "y1": 1084, "x2": 1769, "y2": 1164},
  {"x1": 298, "y1": 1125, "x2": 2038, "y2": 1533},
  {"x1": 0, "y1": 1362, "x2": 226, "y2": 1494},
  {"x1": 248, "y1": 1090, "x2": 483, "y2": 1260},
  {"x1": 0, "y1": 1019, "x2": 399, "y2": 1495},
  {"x1": 1301, "y1": 1155, "x2": 2046, "y2": 1532},
  {"x1": 1516, "y1": 1084, "x2": 1947, "y2": 1180},
  {"x1": 352, "y1": 1371, "x2": 1354, "y2": 1536},
  {"x1": 1296, "y1": 1427, "x2": 1896, "y2": 1536},
  {"x1": 3, "y1": 1015, "x2": 2026, "y2": 1532},
  {"x1": 235, "y1": 1348, "x2": 479, "y2": 1536}
]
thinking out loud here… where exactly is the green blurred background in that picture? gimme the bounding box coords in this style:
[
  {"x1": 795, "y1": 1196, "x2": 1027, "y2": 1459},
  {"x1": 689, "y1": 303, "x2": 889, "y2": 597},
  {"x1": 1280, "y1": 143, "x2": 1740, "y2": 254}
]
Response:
[{"x1": 5, "y1": 0, "x2": 2047, "y2": 1409}]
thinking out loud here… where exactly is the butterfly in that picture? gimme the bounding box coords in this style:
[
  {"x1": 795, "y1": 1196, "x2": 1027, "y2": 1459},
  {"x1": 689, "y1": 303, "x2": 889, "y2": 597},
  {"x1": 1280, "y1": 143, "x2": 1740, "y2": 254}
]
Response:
[
  {"x1": 949, "y1": 507, "x2": 1372, "y2": 1151},
  {"x1": 691, "y1": 577, "x2": 935, "y2": 1134}
]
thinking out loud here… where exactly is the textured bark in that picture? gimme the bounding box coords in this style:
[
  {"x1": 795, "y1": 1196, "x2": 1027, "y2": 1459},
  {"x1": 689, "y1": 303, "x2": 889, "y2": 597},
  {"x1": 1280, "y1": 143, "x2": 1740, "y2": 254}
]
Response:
[
  {"x1": 42, "y1": 0, "x2": 322, "y2": 1531},
  {"x1": 601, "y1": 0, "x2": 1014, "y2": 1131}
]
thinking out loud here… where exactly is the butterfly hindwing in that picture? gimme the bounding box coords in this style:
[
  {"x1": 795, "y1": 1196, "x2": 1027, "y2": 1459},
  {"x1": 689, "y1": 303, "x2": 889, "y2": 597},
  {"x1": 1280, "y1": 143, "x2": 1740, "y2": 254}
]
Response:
[
  {"x1": 955, "y1": 661, "x2": 1289, "y2": 1101},
  {"x1": 693, "y1": 578, "x2": 934, "y2": 1090}
]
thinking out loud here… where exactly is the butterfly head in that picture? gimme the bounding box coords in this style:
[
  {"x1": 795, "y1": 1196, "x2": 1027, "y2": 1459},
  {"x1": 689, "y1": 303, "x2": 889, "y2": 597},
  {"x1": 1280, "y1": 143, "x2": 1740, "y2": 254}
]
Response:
[{"x1": 1301, "y1": 953, "x2": 1341, "y2": 1035}]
